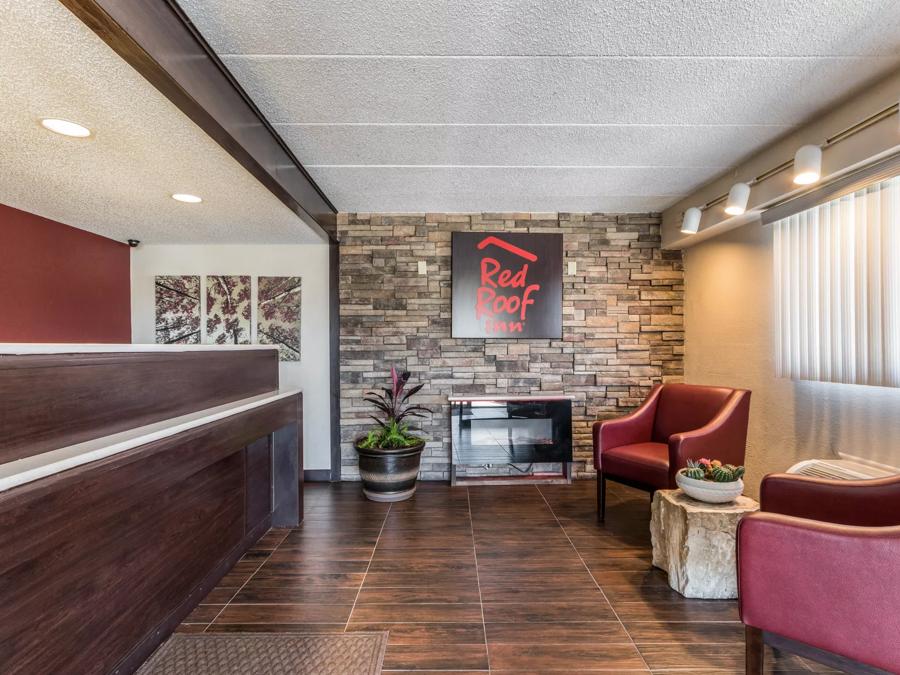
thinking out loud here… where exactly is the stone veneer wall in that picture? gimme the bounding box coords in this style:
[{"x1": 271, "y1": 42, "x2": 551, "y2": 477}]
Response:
[{"x1": 338, "y1": 212, "x2": 683, "y2": 480}]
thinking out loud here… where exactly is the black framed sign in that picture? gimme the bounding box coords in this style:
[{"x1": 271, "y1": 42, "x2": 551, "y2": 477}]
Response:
[{"x1": 451, "y1": 232, "x2": 563, "y2": 338}]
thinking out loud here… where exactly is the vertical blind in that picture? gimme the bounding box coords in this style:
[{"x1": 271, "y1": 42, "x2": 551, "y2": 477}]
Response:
[{"x1": 774, "y1": 175, "x2": 900, "y2": 387}]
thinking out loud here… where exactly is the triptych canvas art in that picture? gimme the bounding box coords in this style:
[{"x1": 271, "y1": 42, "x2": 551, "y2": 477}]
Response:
[
  {"x1": 154, "y1": 275, "x2": 301, "y2": 361},
  {"x1": 154, "y1": 275, "x2": 201, "y2": 344},
  {"x1": 257, "y1": 276, "x2": 302, "y2": 361},
  {"x1": 206, "y1": 275, "x2": 251, "y2": 345}
]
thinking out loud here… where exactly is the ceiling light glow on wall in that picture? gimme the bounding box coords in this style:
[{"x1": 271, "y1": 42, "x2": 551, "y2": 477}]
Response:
[
  {"x1": 724, "y1": 182, "x2": 751, "y2": 216},
  {"x1": 171, "y1": 193, "x2": 203, "y2": 203},
  {"x1": 793, "y1": 145, "x2": 822, "y2": 185},
  {"x1": 40, "y1": 118, "x2": 91, "y2": 138},
  {"x1": 680, "y1": 207, "x2": 702, "y2": 234}
]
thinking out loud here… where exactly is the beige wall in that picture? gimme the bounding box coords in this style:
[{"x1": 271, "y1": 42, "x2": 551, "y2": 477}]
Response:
[{"x1": 684, "y1": 222, "x2": 900, "y2": 497}]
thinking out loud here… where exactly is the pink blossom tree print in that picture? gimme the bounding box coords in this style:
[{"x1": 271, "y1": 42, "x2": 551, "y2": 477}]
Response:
[
  {"x1": 155, "y1": 276, "x2": 200, "y2": 344},
  {"x1": 205, "y1": 275, "x2": 251, "y2": 345},
  {"x1": 258, "y1": 276, "x2": 301, "y2": 361}
]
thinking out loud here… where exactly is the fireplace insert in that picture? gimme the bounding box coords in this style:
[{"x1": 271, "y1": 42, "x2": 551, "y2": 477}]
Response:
[{"x1": 449, "y1": 395, "x2": 573, "y2": 484}]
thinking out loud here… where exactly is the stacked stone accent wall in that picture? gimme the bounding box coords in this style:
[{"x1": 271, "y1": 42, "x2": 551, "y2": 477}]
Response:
[{"x1": 338, "y1": 212, "x2": 683, "y2": 480}]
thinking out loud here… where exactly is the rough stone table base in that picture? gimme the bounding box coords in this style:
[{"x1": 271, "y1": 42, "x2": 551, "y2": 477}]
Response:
[{"x1": 650, "y1": 489, "x2": 759, "y2": 599}]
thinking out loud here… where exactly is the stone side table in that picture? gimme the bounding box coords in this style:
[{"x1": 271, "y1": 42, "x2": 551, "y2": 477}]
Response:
[{"x1": 650, "y1": 489, "x2": 759, "y2": 599}]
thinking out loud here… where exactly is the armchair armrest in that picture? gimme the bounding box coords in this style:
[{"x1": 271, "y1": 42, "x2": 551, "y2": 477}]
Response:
[
  {"x1": 738, "y1": 513, "x2": 900, "y2": 673},
  {"x1": 593, "y1": 384, "x2": 662, "y2": 455},
  {"x1": 668, "y1": 389, "x2": 750, "y2": 477},
  {"x1": 761, "y1": 473, "x2": 900, "y2": 527}
]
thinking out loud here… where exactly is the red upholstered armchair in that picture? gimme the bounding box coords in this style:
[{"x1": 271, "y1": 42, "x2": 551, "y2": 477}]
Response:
[
  {"x1": 738, "y1": 473, "x2": 900, "y2": 674},
  {"x1": 592, "y1": 383, "x2": 751, "y2": 521}
]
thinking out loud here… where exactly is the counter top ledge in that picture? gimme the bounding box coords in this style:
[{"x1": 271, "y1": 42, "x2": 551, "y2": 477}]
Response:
[{"x1": 0, "y1": 388, "x2": 301, "y2": 494}]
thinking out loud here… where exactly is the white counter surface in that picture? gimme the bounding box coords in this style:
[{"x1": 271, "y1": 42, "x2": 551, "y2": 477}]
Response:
[
  {"x1": 0, "y1": 388, "x2": 300, "y2": 494},
  {"x1": 0, "y1": 343, "x2": 278, "y2": 355}
]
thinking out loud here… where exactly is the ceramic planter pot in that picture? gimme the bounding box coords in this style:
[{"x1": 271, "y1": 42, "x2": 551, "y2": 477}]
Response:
[
  {"x1": 675, "y1": 471, "x2": 744, "y2": 504},
  {"x1": 355, "y1": 439, "x2": 425, "y2": 502}
]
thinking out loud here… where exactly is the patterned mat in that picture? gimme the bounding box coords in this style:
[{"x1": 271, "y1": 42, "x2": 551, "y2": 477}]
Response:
[{"x1": 136, "y1": 632, "x2": 388, "y2": 675}]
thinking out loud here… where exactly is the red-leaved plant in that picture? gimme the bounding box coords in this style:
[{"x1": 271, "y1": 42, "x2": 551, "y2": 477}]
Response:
[{"x1": 357, "y1": 366, "x2": 431, "y2": 450}]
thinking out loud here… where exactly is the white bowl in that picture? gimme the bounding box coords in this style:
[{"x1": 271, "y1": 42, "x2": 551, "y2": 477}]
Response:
[{"x1": 675, "y1": 471, "x2": 744, "y2": 504}]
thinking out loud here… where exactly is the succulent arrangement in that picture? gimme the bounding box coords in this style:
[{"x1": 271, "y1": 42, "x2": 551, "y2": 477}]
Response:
[{"x1": 681, "y1": 458, "x2": 745, "y2": 483}]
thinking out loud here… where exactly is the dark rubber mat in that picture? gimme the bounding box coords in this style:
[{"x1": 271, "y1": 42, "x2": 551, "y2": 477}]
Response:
[{"x1": 136, "y1": 632, "x2": 388, "y2": 675}]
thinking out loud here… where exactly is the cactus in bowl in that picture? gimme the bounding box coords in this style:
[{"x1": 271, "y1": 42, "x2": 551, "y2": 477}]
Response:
[
  {"x1": 676, "y1": 458, "x2": 746, "y2": 503},
  {"x1": 682, "y1": 458, "x2": 745, "y2": 482}
]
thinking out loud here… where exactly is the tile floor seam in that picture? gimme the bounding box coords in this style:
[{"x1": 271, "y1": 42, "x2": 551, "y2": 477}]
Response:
[
  {"x1": 345, "y1": 503, "x2": 392, "y2": 632},
  {"x1": 465, "y1": 487, "x2": 492, "y2": 673},
  {"x1": 204, "y1": 528, "x2": 290, "y2": 631},
  {"x1": 536, "y1": 484, "x2": 653, "y2": 674}
]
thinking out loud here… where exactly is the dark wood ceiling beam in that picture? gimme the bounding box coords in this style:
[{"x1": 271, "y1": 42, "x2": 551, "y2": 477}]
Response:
[{"x1": 60, "y1": 0, "x2": 338, "y2": 242}]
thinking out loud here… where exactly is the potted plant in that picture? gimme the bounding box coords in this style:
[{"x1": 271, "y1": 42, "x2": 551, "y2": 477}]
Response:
[
  {"x1": 355, "y1": 366, "x2": 431, "y2": 502},
  {"x1": 675, "y1": 458, "x2": 746, "y2": 503}
]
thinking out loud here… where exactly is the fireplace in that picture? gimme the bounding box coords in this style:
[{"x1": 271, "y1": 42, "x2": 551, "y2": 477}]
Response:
[{"x1": 448, "y1": 395, "x2": 573, "y2": 485}]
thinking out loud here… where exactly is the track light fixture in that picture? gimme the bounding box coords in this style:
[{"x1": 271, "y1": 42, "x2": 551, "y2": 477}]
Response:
[
  {"x1": 724, "y1": 182, "x2": 751, "y2": 216},
  {"x1": 680, "y1": 207, "x2": 702, "y2": 234},
  {"x1": 793, "y1": 145, "x2": 822, "y2": 185}
]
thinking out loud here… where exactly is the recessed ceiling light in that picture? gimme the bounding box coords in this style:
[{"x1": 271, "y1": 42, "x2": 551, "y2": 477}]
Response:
[
  {"x1": 40, "y1": 118, "x2": 91, "y2": 138},
  {"x1": 171, "y1": 193, "x2": 203, "y2": 203}
]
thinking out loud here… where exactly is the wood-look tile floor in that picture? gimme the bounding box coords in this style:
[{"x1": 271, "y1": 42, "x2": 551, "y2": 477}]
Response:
[{"x1": 180, "y1": 481, "x2": 838, "y2": 673}]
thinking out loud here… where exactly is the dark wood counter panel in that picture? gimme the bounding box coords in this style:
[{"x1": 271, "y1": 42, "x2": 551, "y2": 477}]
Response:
[
  {"x1": 0, "y1": 348, "x2": 279, "y2": 464},
  {"x1": 0, "y1": 348, "x2": 302, "y2": 675}
]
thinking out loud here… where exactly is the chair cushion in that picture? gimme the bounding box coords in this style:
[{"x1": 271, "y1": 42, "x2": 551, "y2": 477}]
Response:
[{"x1": 601, "y1": 442, "x2": 670, "y2": 490}]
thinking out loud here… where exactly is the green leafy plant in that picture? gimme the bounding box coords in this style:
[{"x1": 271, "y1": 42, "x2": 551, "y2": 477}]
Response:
[
  {"x1": 358, "y1": 366, "x2": 431, "y2": 450},
  {"x1": 681, "y1": 458, "x2": 745, "y2": 483}
]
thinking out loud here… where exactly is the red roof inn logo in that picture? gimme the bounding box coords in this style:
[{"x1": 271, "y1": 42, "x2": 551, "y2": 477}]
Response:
[
  {"x1": 475, "y1": 236, "x2": 540, "y2": 335},
  {"x1": 452, "y1": 232, "x2": 562, "y2": 339}
]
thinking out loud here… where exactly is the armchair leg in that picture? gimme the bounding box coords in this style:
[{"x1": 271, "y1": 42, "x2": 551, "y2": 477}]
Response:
[
  {"x1": 745, "y1": 626, "x2": 764, "y2": 675},
  {"x1": 597, "y1": 471, "x2": 606, "y2": 523}
]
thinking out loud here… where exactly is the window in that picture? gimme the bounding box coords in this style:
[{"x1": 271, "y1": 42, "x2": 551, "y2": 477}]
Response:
[{"x1": 774, "y1": 175, "x2": 900, "y2": 386}]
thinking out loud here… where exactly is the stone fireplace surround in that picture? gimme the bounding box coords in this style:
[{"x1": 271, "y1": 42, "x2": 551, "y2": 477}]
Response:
[{"x1": 338, "y1": 212, "x2": 684, "y2": 481}]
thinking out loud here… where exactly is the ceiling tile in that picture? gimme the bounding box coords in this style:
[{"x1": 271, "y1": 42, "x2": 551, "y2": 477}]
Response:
[
  {"x1": 180, "y1": 0, "x2": 900, "y2": 57},
  {"x1": 280, "y1": 123, "x2": 789, "y2": 168},
  {"x1": 307, "y1": 166, "x2": 710, "y2": 212},
  {"x1": 221, "y1": 55, "x2": 900, "y2": 125}
]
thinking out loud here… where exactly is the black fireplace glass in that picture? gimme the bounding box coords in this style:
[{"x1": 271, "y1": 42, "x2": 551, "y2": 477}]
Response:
[{"x1": 451, "y1": 398, "x2": 573, "y2": 465}]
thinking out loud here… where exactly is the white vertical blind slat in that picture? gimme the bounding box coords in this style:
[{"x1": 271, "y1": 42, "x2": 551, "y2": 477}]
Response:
[{"x1": 773, "y1": 176, "x2": 900, "y2": 387}]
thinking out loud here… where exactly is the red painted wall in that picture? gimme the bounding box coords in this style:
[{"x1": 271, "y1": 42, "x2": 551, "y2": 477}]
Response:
[{"x1": 0, "y1": 204, "x2": 131, "y2": 342}]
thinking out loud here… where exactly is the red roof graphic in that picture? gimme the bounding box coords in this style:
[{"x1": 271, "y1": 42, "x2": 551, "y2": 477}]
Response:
[{"x1": 476, "y1": 236, "x2": 538, "y2": 262}]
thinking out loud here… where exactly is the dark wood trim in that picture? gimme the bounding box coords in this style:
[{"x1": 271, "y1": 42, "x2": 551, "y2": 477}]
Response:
[
  {"x1": 111, "y1": 515, "x2": 271, "y2": 675},
  {"x1": 762, "y1": 631, "x2": 893, "y2": 675},
  {"x1": 329, "y1": 240, "x2": 342, "y2": 480},
  {"x1": 273, "y1": 421, "x2": 302, "y2": 527},
  {"x1": 297, "y1": 395, "x2": 305, "y2": 520},
  {"x1": 59, "y1": 0, "x2": 338, "y2": 241},
  {"x1": 305, "y1": 469, "x2": 332, "y2": 482}
]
